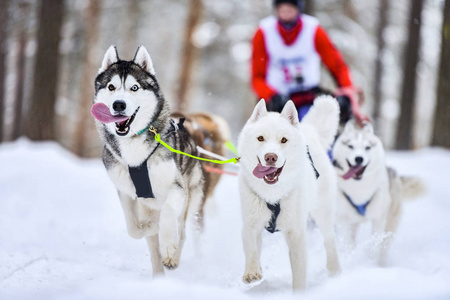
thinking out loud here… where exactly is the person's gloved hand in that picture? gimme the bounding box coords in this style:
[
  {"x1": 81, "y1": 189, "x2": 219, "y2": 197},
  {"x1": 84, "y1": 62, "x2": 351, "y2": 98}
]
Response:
[
  {"x1": 334, "y1": 86, "x2": 369, "y2": 125},
  {"x1": 267, "y1": 94, "x2": 287, "y2": 113}
]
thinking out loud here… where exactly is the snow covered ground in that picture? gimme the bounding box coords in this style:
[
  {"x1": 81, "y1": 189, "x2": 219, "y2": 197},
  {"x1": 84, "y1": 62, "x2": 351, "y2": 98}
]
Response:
[{"x1": 1, "y1": 139, "x2": 449, "y2": 299}]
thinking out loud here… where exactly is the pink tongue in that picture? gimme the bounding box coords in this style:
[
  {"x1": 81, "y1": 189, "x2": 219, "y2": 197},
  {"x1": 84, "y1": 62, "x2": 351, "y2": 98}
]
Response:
[
  {"x1": 253, "y1": 163, "x2": 278, "y2": 179},
  {"x1": 91, "y1": 103, "x2": 129, "y2": 124},
  {"x1": 341, "y1": 165, "x2": 364, "y2": 180}
]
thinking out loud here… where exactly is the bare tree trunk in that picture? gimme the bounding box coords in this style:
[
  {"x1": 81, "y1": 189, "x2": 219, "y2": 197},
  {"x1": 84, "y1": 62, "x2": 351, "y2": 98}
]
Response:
[
  {"x1": 0, "y1": 0, "x2": 11, "y2": 142},
  {"x1": 12, "y1": 1, "x2": 30, "y2": 140},
  {"x1": 395, "y1": 0, "x2": 424, "y2": 150},
  {"x1": 303, "y1": 0, "x2": 315, "y2": 15},
  {"x1": 73, "y1": 0, "x2": 101, "y2": 157},
  {"x1": 24, "y1": 0, "x2": 65, "y2": 141},
  {"x1": 123, "y1": 0, "x2": 140, "y2": 58},
  {"x1": 431, "y1": 0, "x2": 450, "y2": 148},
  {"x1": 372, "y1": 0, "x2": 389, "y2": 132},
  {"x1": 343, "y1": 0, "x2": 358, "y2": 22},
  {"x1": 176, "y1": 0, "x2": 203, "y2": 112}
]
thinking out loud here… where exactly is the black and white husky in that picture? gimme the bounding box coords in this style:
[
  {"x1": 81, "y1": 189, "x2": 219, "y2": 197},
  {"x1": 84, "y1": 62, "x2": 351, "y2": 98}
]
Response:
[{"x1": 91, "y1": 45, "x2": 205, "y2": 276}]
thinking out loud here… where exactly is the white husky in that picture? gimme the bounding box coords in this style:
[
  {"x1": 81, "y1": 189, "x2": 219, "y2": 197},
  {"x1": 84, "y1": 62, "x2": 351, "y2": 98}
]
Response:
[
  {"x1": 238, "y1": 96, "x2": 341, "y2": 290},
  {"x1": 332, "y1": 121, "x2": 425, "y2": 265}
]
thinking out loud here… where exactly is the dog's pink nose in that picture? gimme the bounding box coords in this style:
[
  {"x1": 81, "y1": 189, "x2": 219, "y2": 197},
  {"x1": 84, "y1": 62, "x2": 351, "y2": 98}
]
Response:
[{"x1": 265, "y1": 153, "x2": 278, "y2": 165}]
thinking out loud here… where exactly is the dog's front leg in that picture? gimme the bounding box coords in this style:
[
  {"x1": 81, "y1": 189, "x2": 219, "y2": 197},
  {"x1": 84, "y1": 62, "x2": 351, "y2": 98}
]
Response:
[
  {"x1": 242, "y1": 224, "x2": 263, "y2": 283},
  {"x1": 314, "y1": 213, "x2": 341, "y2": 275},
  {"x1": 241, "y1": 186, "x2": 267, "y2": 284},
  {"x1": 372, "y1": 217, "x2": 390, "y2": 266},
  {"x1": 284, "y1": 229, "x2": 307, "y2": 290},
  {"x1": 145, "y1": 235, "x2": 164, "y2": 276},
  {"x1": 159, "y1": 185, "x2": 187, "y2": 270},
  {"x1": 118, "y1": 191, "x2": 155, "y2": 239}
]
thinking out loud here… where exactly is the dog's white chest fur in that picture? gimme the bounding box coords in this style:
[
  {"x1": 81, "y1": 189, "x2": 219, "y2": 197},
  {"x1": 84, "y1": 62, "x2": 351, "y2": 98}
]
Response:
[{"x1": 238, "y1": 97, "x2": 341, "y2": 290}]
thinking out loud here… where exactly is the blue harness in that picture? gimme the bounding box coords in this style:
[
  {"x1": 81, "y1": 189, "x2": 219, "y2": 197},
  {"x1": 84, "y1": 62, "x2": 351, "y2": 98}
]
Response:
[{"x1": 342, "y1": 191, "x2": 374, "y2": 216}]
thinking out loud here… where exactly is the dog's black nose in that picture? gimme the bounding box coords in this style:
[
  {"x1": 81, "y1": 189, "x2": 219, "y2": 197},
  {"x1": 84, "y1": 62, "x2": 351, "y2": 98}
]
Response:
[
  {"x1": 113, "y1": 100, "x2": 126, "y2": 112},
  {"x1": 355, "y1": 156, "x2": 363, "y2": 165},
  {"x1": 265, "y1": 153, "x2": 278, "y2": 165}
]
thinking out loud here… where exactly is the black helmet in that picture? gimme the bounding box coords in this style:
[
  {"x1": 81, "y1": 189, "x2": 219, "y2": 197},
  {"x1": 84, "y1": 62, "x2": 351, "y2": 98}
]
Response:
[{"x1": 273, "y1": 0, "x2": 304, "y2": 11}]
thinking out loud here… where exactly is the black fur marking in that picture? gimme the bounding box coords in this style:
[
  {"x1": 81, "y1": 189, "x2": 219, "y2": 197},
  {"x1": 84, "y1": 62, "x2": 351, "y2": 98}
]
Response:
[
  {"x1": 102, "y1": 147, "x2": 115, "y2": 170},
  {"x1": 175, "y1": 180, "x2": 184, "y2": 189},
  {"x1": 161, "y1": 119, "x2": 198, "y2": 176},
  {"x1": 333, "y1": 159, "x2": 344, "y2": 171},
  {"x1": 104, "y1": 126, "x2": 121, "y2": 158},
  {"x1": 133, "y1": 46, "x2": 142, "y2": 61},
  {"x1": 307, "y1": 145, "x2": 320, "y2": 179},
  {"x1": 265, "y1": 202, "x2": 281, "y2": 233},
  {"x1": 94, "y1": 61, "x2": 160, "y2": 96}
]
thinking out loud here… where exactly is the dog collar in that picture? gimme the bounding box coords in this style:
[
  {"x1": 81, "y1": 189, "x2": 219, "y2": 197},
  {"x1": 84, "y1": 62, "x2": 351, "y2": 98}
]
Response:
[
  {"x1": 342, "y1": 191, "x2": 375, "y2": 216},
  {"x1": 136, "y1": 126, "x2": 150, "y2": 136}
]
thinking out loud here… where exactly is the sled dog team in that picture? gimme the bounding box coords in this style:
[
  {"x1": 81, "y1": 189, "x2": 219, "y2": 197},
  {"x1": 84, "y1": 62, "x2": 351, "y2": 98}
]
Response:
[{"x1": 92, "y1": 46, "x2": 424, "y2": 291}]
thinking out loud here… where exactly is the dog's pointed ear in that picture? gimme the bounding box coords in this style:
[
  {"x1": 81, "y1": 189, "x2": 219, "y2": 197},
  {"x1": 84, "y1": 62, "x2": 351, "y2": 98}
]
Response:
[
  {"x1": 249, "y1": 99, "x2": 268, "y2": 122},
  {"x1": 362, "y1": 121, "x2": 374, "y2": 134},
  {"x1": 99, "y1": 45, "x2": 119, "y2": 74},
  {"x1": 133, "y1": 46, "x2": 155, "y2": 75},
  {"x1": 344, "y1": 119, "x2": 356, "y2": 132},
  {"x1": 280, "y1": 100, "x2": 299, "y2": 126}
]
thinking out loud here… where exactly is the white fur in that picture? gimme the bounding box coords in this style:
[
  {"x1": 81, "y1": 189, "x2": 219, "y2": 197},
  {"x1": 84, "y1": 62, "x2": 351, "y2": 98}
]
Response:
[
  {"x1": 133, "y1": 45, "x2": 156, "y2": 75},
  {"x1": 99, "y1": 45, "x2": 119, "y2": 74},
  {"x1": 332, "y1": 121, "x2": 424, "y2": 265},
  {"x1": 238, "y1": 98, "x2": 341, "y2": 290}
]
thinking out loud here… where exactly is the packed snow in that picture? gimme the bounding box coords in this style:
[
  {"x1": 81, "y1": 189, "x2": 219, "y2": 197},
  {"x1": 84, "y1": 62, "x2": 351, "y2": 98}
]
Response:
[{"x1": 1, "y1": 139, "x2": 449, "y2": 299}]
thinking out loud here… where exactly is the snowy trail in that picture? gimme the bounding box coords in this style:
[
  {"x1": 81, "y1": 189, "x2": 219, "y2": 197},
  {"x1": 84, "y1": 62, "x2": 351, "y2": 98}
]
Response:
[{"x1": 0, "y1": 139, "x2": 449, "y2": 299}]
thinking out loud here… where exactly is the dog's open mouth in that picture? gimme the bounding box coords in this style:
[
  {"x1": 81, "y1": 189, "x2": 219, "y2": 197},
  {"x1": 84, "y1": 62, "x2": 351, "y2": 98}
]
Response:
[
  {"x1": 341, "y1": 160, "x2": 367, "y2": 180},
  {"x1": 115, "y1": 107, "x2": 139, "y2": 136},
  {"x1": 253, "y1": 163, "x2": 284, "y2": 185},
  {"x1": 91, "y1": 103, "x2": 139, "y2": 136}
]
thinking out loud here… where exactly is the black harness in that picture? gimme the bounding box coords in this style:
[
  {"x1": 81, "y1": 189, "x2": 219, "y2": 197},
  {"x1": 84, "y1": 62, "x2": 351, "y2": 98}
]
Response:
[
  {"x1": 265, "y1": 202, "x2": 281, "y2": 233},
  {"x1": 264, "y1": 146, "x2": 319, "y2": 233},
  {"x1": 129, "y1": 161, "x2": 156, "y2": 198},
  {"x1": 129, "y1": 119, "x2": 184, "y2": 198}
]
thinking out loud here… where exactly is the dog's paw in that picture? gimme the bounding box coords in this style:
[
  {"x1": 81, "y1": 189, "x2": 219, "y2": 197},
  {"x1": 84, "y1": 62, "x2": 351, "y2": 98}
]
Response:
[
  {"x1": 162, "y1": 257, "x2": 179, "y2": 270},
  {"x1": 242, "y1": 271, "x2": 263, "y2": 284}
]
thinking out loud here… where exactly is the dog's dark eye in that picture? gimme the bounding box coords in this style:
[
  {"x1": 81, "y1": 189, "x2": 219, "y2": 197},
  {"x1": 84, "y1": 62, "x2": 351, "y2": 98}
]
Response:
[
  {"x1": 281, "y1": 137, "x2": 288, "y2": 144},
  {"x1": 257, "y1": 136, "x2": 264, "y2": 142},
  {"x1": 348, "y1": 145, "x2": 354, "y2": 149},
  {"x1": 131, "y1": 85, "x2": 139, "y2": 92},
  {"x1": 365, "y1": 146, "x2": 371, "y2": 151},
  {"x1": 108, "y1": 84, "x2": 115, "y2": 91}
]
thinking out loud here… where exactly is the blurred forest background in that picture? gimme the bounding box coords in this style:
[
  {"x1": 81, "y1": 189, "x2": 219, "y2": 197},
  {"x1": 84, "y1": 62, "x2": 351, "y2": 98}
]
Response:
[{"x1": 0, "y1": 0, "x2": 449, "y2": 157}]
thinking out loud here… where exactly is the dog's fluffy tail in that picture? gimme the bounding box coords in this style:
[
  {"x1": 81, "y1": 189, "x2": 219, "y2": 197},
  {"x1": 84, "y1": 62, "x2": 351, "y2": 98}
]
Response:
[
  {"x1": 210, "y1": 113, "x2": 231, "y2": 142},
  {"x1": 388, "y1": 167, "x2": 426, "y2": 201},
  {"x1": 301, "y1": 95, "x2": 340, "y2": 149},
  {"x1": 400, "y1": 176, "x2": 426, "y2": 200}
]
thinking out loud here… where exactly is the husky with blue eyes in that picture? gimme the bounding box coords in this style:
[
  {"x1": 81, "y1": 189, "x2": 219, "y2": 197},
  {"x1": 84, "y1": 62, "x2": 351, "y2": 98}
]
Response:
[
  {"x1": 332, "y1": 121, "x2": 425, "y2": 265},
  {"x1": 91, "y1": 45, "x2": 206, "y2": 276}
]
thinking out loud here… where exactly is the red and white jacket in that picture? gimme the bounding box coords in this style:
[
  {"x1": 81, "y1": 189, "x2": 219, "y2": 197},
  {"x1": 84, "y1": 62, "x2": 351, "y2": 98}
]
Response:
[{"x1": 251, "y1": 14, "x2": 354, "y2": 107}]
